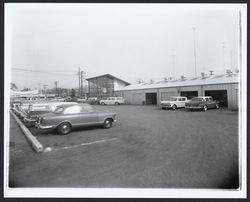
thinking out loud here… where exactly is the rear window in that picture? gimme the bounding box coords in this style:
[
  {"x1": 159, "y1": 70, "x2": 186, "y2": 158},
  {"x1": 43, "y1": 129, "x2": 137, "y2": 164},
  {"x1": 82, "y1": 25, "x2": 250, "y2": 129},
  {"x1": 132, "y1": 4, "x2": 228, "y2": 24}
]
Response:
[{"x1": 64, "y1": 106, "x2": 82, "y2": 114}]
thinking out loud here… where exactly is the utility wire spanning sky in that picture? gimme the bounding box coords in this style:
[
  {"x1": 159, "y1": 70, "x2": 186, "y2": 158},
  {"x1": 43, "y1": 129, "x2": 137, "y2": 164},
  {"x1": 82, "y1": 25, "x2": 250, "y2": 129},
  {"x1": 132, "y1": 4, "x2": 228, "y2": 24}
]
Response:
[{"x1": 6, "y1": 4, "x2": 241, "y2": 89}]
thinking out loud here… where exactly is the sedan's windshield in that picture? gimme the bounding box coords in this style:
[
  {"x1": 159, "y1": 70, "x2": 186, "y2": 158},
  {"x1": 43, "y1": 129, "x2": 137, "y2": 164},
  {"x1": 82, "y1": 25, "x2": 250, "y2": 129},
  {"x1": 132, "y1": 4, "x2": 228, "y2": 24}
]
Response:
[{"x1": 191, "y1": 98, "x2": 204, "y2": 102}]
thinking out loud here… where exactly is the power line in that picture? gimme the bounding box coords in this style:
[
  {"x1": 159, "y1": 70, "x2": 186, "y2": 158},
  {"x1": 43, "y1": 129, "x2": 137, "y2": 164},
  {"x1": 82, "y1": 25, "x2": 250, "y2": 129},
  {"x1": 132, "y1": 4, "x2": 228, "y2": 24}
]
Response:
[{"x1": 12, "y1": 68, "x2": 76, "y2": 77}]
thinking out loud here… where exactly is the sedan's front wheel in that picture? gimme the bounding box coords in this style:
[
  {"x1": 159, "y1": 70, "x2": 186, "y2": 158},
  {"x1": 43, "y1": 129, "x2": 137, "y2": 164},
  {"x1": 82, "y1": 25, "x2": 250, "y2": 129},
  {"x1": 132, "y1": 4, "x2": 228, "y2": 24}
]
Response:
[
  {"x1": 172, "y1": 104, "x2": 177, "y2": 110},
  {"x1": 103, "y1": 119, "x2": 112, "y2": 129},
  {"x1": 57, "y1": 122, "x2": 72, "y2": 135},
  {"x1": 203, "y1": 105, "x2": 208, "y2": 111}
]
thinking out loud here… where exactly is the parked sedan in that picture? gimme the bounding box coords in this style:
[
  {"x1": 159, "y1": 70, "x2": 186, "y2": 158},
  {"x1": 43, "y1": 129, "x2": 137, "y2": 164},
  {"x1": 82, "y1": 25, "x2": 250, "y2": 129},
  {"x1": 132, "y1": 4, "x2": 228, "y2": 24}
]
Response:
[
  {"x1": 35, "y1": 104, "x2": 117, "y2": 135},
  {"x1": 99, "y1": 97, "x2": 125, "y2": 105},
  {"x1": 160, "y1": 96, "x2": 189, "y2": 110},
  {"x1": 85, "y1": 97, "x2": 99, "y2": 105},
  {"x1": 185, "y1": 96, "x2": 219, "y2": 111}
]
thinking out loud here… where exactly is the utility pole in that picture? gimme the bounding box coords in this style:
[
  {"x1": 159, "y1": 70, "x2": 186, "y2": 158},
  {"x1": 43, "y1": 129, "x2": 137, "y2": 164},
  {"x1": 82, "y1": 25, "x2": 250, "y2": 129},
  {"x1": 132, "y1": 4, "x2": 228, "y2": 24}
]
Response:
[
  {"x1": 78, "y1": 67, "x2": 81, "y2": 98},
  {"x1": 80, "y1": 71, "x2": 86, "y2": 98},
  {"x1": 230, "y1": 50, "x2": 233, "y2": 70},
  {"x1": 222, "y1": 42, "x2": 226, "y2": 69},
  {"x1": 54, "y1": 81, "x2": 58, "y2": 97},
  {"x1": 172, "y1": 49, "x2": 176, "y2": 78},
  {"x1": 43, "y1": 84, "x2": 48, "y2": 99},
  {"x1": 192, "y1": 27, "x2": 197, "y2": 77}
]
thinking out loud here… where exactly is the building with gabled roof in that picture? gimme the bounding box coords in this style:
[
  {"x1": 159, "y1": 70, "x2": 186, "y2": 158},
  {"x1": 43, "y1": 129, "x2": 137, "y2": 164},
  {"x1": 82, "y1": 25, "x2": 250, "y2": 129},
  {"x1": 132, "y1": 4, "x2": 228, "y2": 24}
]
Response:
[{"x1": 86, "y1": 74, "x2": 130, "y2": 98}]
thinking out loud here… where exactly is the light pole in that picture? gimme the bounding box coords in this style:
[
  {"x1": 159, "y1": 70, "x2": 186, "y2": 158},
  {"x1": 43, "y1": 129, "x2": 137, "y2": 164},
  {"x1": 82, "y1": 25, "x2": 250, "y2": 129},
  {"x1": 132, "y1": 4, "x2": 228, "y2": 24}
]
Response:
[
  {"x1": 222, "y1": 42, "x2": 226, "y2": 69},
  {"x1": 43, "y1": 84, "x2": 48, "y2": 99},
  {"x1": 192, "y1": 27, "x2": 197, "y2": 77},
  {"x1": 54, "y1": 81, "x2": 58, "y2": 97},
  {"x1": 172, "y1": 49, "x2": 176, "y2": 78}
]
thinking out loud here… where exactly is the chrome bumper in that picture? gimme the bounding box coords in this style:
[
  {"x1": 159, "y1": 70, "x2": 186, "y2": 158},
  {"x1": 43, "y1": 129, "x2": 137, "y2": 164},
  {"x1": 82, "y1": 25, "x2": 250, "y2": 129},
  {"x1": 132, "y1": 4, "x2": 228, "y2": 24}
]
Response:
[
  {"x1": 24, "y1": 117, "x2": 37, "y2": 123},
  {"x1": 35, "y1": 122, "x2": 54, "y2": 130}
]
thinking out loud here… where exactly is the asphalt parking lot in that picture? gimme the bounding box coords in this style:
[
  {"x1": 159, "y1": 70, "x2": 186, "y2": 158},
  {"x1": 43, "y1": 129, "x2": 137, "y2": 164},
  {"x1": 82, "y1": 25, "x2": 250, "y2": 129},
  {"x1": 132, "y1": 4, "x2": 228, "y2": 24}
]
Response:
[{"x1": 9, "y1": 105, "x2": 239, "y2": 188}]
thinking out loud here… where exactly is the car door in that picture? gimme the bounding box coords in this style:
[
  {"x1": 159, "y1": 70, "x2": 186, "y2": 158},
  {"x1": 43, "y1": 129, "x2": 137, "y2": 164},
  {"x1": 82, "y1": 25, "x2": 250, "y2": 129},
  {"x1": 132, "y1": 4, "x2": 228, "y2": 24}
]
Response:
[
  {"x1": 175, "y1": 98, "x2": 180, "y2": 108},
  {"x1": 179, "y1": 98, "x2": 186, "y2": 108},
  {"x1": 110, "y1": 98, "x2": 116, "y2": 104},
  {"x1": 105, "y1": 98, "x2": 110, "y2": 105},
  {"x1": 205, "y1": 98, "x2": 213, "y2": 108},
  {"x1": 78, "y1": 106, "x2": 99, "y2": 126},
  {"x1": 62, "y1": 105, "x2": 83, "y2": 126},
  {"x1": 209, "y1": 97, "x2": 216, "y2": 108}
]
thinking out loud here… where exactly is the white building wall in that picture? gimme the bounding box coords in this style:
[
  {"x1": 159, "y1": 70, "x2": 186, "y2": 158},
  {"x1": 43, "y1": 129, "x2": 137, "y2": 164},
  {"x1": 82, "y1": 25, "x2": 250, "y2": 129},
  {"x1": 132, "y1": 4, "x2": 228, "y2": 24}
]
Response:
[{"x1": 114, "y1": 79, "x2": 128, "y2": 91}]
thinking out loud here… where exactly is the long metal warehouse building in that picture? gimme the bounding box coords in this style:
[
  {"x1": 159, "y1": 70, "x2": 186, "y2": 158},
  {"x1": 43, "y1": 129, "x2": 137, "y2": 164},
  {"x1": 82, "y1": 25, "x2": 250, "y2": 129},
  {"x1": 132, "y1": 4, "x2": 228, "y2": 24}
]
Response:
[{"x1": 115, "y1": 73, "x2": 239, "y2": 110}]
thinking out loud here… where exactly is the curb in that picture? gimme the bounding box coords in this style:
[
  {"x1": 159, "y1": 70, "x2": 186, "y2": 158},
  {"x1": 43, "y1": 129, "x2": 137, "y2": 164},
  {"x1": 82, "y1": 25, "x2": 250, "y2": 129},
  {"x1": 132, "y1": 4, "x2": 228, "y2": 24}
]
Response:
[{"x1": 10, "y1": 110, "x2": 44, "y2": 153}]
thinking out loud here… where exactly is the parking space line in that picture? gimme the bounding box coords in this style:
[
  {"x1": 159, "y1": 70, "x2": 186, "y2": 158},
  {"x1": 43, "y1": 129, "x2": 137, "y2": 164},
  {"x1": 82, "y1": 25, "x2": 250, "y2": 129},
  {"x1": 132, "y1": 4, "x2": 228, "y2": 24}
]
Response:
[{"x1": 44, "y1": 138, "x2": 118, "y2": 152}]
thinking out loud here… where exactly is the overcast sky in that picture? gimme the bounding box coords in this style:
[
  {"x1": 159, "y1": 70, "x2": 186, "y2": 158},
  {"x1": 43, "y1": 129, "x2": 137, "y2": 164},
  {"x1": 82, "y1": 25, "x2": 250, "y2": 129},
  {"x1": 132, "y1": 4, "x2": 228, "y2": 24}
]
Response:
[{"x1": 6, "y1": 4, "x2": 242, "y2": 89}]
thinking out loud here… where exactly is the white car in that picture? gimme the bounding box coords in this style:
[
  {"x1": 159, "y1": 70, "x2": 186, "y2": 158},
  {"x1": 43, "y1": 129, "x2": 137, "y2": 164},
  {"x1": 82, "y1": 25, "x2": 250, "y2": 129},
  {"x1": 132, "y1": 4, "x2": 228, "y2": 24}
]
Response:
[
  {"x1": 160, "y1": 96, "x2": 189, "y2": 110},
  {"x1": 99, "y1": 97, "x2": 125, "y2": 105}
]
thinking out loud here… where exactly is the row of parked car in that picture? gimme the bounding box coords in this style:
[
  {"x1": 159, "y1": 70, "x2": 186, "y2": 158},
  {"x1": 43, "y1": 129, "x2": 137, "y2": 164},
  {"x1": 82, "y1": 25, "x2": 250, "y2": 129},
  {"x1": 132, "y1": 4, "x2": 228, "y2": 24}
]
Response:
[
  {"x1": 11, "y1": 95, "x2": 219, "y2": 136},
  {"x1": 11, "y1": 100, "x2": 117, "y2": 135},
  {"x1": 160, "y1": 96, "x2": 220, "y2": 111}
]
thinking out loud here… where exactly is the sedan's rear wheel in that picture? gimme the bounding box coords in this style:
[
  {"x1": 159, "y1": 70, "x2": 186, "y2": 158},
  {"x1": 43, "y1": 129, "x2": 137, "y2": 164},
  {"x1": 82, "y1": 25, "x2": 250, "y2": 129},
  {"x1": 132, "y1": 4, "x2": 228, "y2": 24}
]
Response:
[
  {"x1": 57, "y1": 122, "x2": 72, "y2": 135},
  {"x1": 115, "y1": 102, "x2": 120, "y2": 105},
  {"x1": 101, "y1": 102, "x2": 105, "y2": 105},
  {"x1": 103, "y1": 118, "x2": 112, "y2": 129},
  {"x1": 203, "y1": 105, "x2": 208, "y2": 111},
  {"x1": 172, "y1": 104, "x2": 177, "y2": 110}
]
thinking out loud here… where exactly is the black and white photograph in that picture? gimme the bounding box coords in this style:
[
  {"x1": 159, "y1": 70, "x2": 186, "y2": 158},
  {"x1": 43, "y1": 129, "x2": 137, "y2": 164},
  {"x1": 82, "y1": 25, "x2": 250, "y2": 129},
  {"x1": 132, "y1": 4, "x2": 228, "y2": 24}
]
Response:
[{"x1": 4, "y1": 3, "x2": 246, "y2": 198}]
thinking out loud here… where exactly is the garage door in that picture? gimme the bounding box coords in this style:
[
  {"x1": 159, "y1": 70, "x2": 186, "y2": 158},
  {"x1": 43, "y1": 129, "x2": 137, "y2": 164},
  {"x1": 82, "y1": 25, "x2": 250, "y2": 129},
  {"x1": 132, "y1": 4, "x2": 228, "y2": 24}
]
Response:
[
  {"x1": 205, "y1": 90, "x2": 228, "y2": 107},
  {"x1": 145, "y1": 93, "x2": 157, "y2": 105}
]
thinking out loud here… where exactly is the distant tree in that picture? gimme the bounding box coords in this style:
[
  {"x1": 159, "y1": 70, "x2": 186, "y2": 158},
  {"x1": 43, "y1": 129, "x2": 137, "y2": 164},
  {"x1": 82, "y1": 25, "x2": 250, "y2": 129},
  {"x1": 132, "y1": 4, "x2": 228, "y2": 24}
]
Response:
[
  {"x1": 10, "y1": 83, "x2": 18, "y2": 90},
  {"x1": 150, "y1": 79, "x2": 154, "y2": 84},
  {"x1": 21, "y1": 87, "x2": 31, "y2": 92},
  {"x1": 163, "y1": 78, "x2": 168, "y2": 83},
  {"x1": 71, "y1": 88, "x2": 76, "y2": 98}
]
